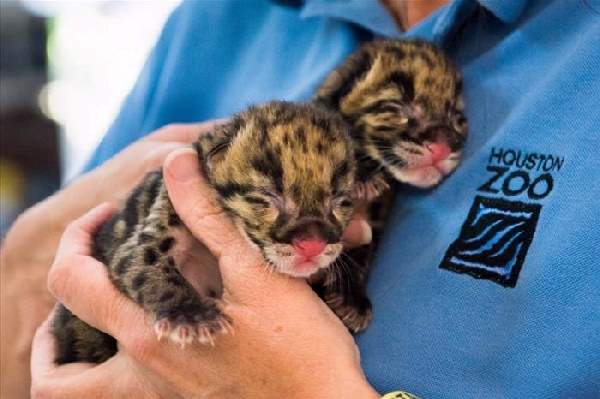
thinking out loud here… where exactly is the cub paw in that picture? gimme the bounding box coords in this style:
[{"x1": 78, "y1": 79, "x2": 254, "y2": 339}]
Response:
[
  {"x1": 325, "y1": 293, "x2": 373, "y2": 333},
  {"x1": 353, "y1": 176, "x2": 389, "y2": 202},
  {"x1": 153, "y1": 302, "x2": 233, "y2": 348}
]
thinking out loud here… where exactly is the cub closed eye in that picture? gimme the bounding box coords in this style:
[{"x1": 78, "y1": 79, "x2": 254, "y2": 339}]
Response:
[
  {"x1": 245, "y1": 195, "x2": 270, "y2": 207},
  {"x1": 251, "y1": 189, "x2": 285, "y2": 209},
  {"x1": 257, "y1": 188, "x2": 280, "y2": 198}
]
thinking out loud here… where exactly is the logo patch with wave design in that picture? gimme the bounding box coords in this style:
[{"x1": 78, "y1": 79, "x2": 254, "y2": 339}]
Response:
[{"x1": 440, "y1": 196, "x2": 541, "y2": 287}]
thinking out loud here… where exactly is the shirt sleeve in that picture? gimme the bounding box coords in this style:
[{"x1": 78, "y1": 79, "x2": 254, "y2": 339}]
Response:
[
  {"x1": 82, "y1": 0, "x2": 363, "y2": 173},
  {"x1": 82, "y1": 4, "x2": 184, "y2": 172}
]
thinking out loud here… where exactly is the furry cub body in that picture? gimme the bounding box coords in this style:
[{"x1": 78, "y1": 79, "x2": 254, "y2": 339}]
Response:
[
  {"x1": 53, "y1": 101, "x2": 358, "y2": 363},
  {"x1": 316, "y1": 39, "x2": 467, "y2": 191},
  {"x1": 313, "y1": 39, "x2": 468, "y2": 321},
  {"x1": 53, "y1": 39, "x2": 468, "y2": 364}
]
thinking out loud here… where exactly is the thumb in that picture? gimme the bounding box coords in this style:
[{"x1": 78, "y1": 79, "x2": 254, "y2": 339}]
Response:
[
  {"x1": 162, "y1": 148, "x2": 267, "y2": 295},
  {"x1": 163, "y1": 148, "x2": 239, "y2": 257},
  {"x1": 56, "y1": 202, "x2": 115, "y2": 257},
  {"x1": 342, "y1": 215, "x2": 372, "y2": 248}
]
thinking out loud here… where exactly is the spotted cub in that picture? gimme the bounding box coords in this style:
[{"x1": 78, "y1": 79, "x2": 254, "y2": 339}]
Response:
[
  {"x1": 52, "y1": 39, "x2": 469, "y2": 364},
  {"x1": 313, "y1": 39, "x2": 468, "y2": 330},
  {"x1": 52, "y1": 101, "x2": 358, "y2": 364},
  {"x1": 316, "y1": 39, "x2": 467, "y2": 193}
]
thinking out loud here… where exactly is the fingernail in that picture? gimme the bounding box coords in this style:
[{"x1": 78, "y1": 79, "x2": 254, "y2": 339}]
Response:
[
  {"x1": 168, "y1": 148, "x2": 199, "y2": 182},
  {"x1": 357, "y1": 219, "x2": 372, "y2": 245}
]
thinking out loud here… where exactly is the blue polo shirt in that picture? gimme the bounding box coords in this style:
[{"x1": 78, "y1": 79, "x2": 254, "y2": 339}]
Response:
[{"x1": 85, "y1": 1, "x2": 600, "y2": 397}]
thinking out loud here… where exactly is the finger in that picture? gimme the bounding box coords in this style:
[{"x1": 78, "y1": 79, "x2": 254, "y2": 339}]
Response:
[
  {"x1": 48, "y1": 251, "x2": 149, "y2": 347},
  {"x1": 141, "y1": 141, "x2": 190, "y2": 172},
  {"x1": 342, "y1": 216, "x2": 372, "y2": 248},
  {"x1": 30, "y1": 307, "x2": 97, "y2": 396},
  {"x1": 48, "y1": 205, "x2": 150, "y2": 343},
  {"x1": 162, "y1": 148, "x2": 248, "y2": 257},
  {"x1": 31, "y1": 306, "x2": 95, "y2": 375},
  {"x1": 44, "y1": 256, "x2": 169, "y2": 399},
  {"x1": 30, "y1": 311, "x2": 89, "y2": 399},
  {"x1": 145, "y1": 119, "x2": 228, "y2": 144},
  {"x1": 162, "y1": 148, "x2": 266, "y2": 292},
  {"x1": 31, "y1": 306, "x2": 61, "y2": 379},
  {"x1": 56, "y1": 202, "x2": 115, "y2": 258},
  {"x1": 31, "y1": 313, "x2": 160, "y2": 399}
]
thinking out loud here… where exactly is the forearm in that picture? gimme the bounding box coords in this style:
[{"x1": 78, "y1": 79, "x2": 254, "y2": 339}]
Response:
[
  {"x1": 0, "y1": 171, "x2": 107, "y2": 398},
  {"x1": 1, "y1": 123, "x2": 213, "y2": 398},
  {"x1": 1, "y1": 164, "x2": 123, "y2": 264},
  {"x1": 0, "y1": 206, "x2": 58, "y2": 399}
]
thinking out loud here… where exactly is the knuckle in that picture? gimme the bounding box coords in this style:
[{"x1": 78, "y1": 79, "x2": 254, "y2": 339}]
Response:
[
  {"x1": 62, "y1": 220, "x2": 80, "y2": 239},
  {"x1": 47, "y1": 257, "x2": 70, "y2": 297},
  {"x1": 142, "y1": 146, "x2": 171, "y2": 171},
  {"x1": 161, "y1": 122, "x2": 182, "y2": 132},
  {"x1": 99, "y1": 294, "x2": 135, "y2": 340},
  {"x1": 221, "y1": 238, "x2": 262, "y2": 266},
  {"x1": 99, "y1": 296, "x2": 129, "y2": 334},
  {"x1": 159, "y1": 123, "x2": 191, "y2": 140},
  {"x1": 123, "y1": 329, "x2": 157, "y2": 363},
  {"x1": 126, "y1": 336, "x2": 157, "y2": 364},
  {"x1": 47, "y1": 252, "x2": 79, "y2": 290},
  {"x1": 189, "y1": 201, "x2": 222, "y2": 223},
  {"x1": 153, "y1": 123, "x2": 180, "y2": 138}
]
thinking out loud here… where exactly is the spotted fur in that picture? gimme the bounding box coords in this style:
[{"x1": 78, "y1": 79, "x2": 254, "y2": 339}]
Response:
[
  {"x1": 315, "y1": 39, "x2": 468, "y2": 190},
  {"x1": 196, "y1": 102, "x2": 356, "y2": 276},
  {"x1": 52, "y1": 40, "x2": 470, "y2": 362},
  {"x1": 52, "y1": 101, "x2": 358, "y2": 363},
  {"x1": 312, "y1": 39, "x2": 469, "y2": 331}
]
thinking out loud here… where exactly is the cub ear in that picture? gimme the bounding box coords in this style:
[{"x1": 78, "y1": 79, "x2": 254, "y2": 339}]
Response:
[{"x1": 194, "y1": 121, "x2": 237, "y2": 175}]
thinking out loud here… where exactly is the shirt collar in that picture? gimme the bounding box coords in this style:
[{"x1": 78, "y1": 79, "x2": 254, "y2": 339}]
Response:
[
  {"x1": 478, "y1": 0, "x2": 528, "y2": 23},
  {"x1": 299, "y1": 0, "x2": 402, "y2": 37},
  {"x1": 289, "y1": 0, "x2": 529, "y2": 37}
]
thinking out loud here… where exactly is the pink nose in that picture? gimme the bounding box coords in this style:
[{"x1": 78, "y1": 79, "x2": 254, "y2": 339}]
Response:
[
  {"x1": 427, "y1": 142, "x2": 451, "y2": 163},
  {"x1": 293, "y1": 239, "x2": 327, "y2": 258}
]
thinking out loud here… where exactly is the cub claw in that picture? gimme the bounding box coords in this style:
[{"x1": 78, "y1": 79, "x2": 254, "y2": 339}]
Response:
[
  {"x1": 353, "y1": 176, "x2": 390, "y2": 202},
  {"x1": 153, "y1": 313, "x2": 233, "y2": 348},
  {"x1": 325, "y1": 293, "x2": 373, "y2": 333}
]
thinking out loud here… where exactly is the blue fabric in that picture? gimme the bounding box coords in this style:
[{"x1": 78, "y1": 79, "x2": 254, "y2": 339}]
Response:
[
  {"x1": 84, "y1": 0, "x2": 372, "y2": 168},
  {"x1": 84, "y1": 0, "x2": 600, "y2": 397}
]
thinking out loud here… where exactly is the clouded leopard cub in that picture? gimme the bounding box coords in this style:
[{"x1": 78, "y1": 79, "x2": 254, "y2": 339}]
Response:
[
  {"x1": 317, "y1": 39, "x2": 467, "y2": 191},
  {"x1": 53, "y1": 38, "x2": 467, "y2": 364},
  {"x1": 53, "y1": 101, "x2": 358, "y2": 364},
  {"x1": 314, "y1": 39, "x2": 468, "y2": 330}
]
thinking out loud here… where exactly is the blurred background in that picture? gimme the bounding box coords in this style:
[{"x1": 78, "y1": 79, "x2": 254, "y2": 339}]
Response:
[{"x1": 0, "y1": 0, "x2": 179, "y2": 236}]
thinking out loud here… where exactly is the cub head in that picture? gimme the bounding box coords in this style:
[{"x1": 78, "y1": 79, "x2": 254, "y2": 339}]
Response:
[
  {"x1": 316, "y1": 39, "x2": 468, "y2": 188},
  {"x1": 196, "y1": 101, "x2": 355, "y2": 278}
]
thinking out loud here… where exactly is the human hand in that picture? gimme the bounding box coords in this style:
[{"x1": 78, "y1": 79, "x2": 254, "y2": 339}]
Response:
[
  {"x1": 33, "y1": 149, "x2": 378, "y2": 399},
  {"x1": 1, "y1": 121, "x2": 222, "y2": 399},
  {"x1": 76, "y1": 120, "x2": 228, "y2": 206}
]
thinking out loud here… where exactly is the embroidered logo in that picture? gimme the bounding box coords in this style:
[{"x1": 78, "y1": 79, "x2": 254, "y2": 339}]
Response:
[{"x1": 440, "y1": 147, "x2": 563, "y2": 287}]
